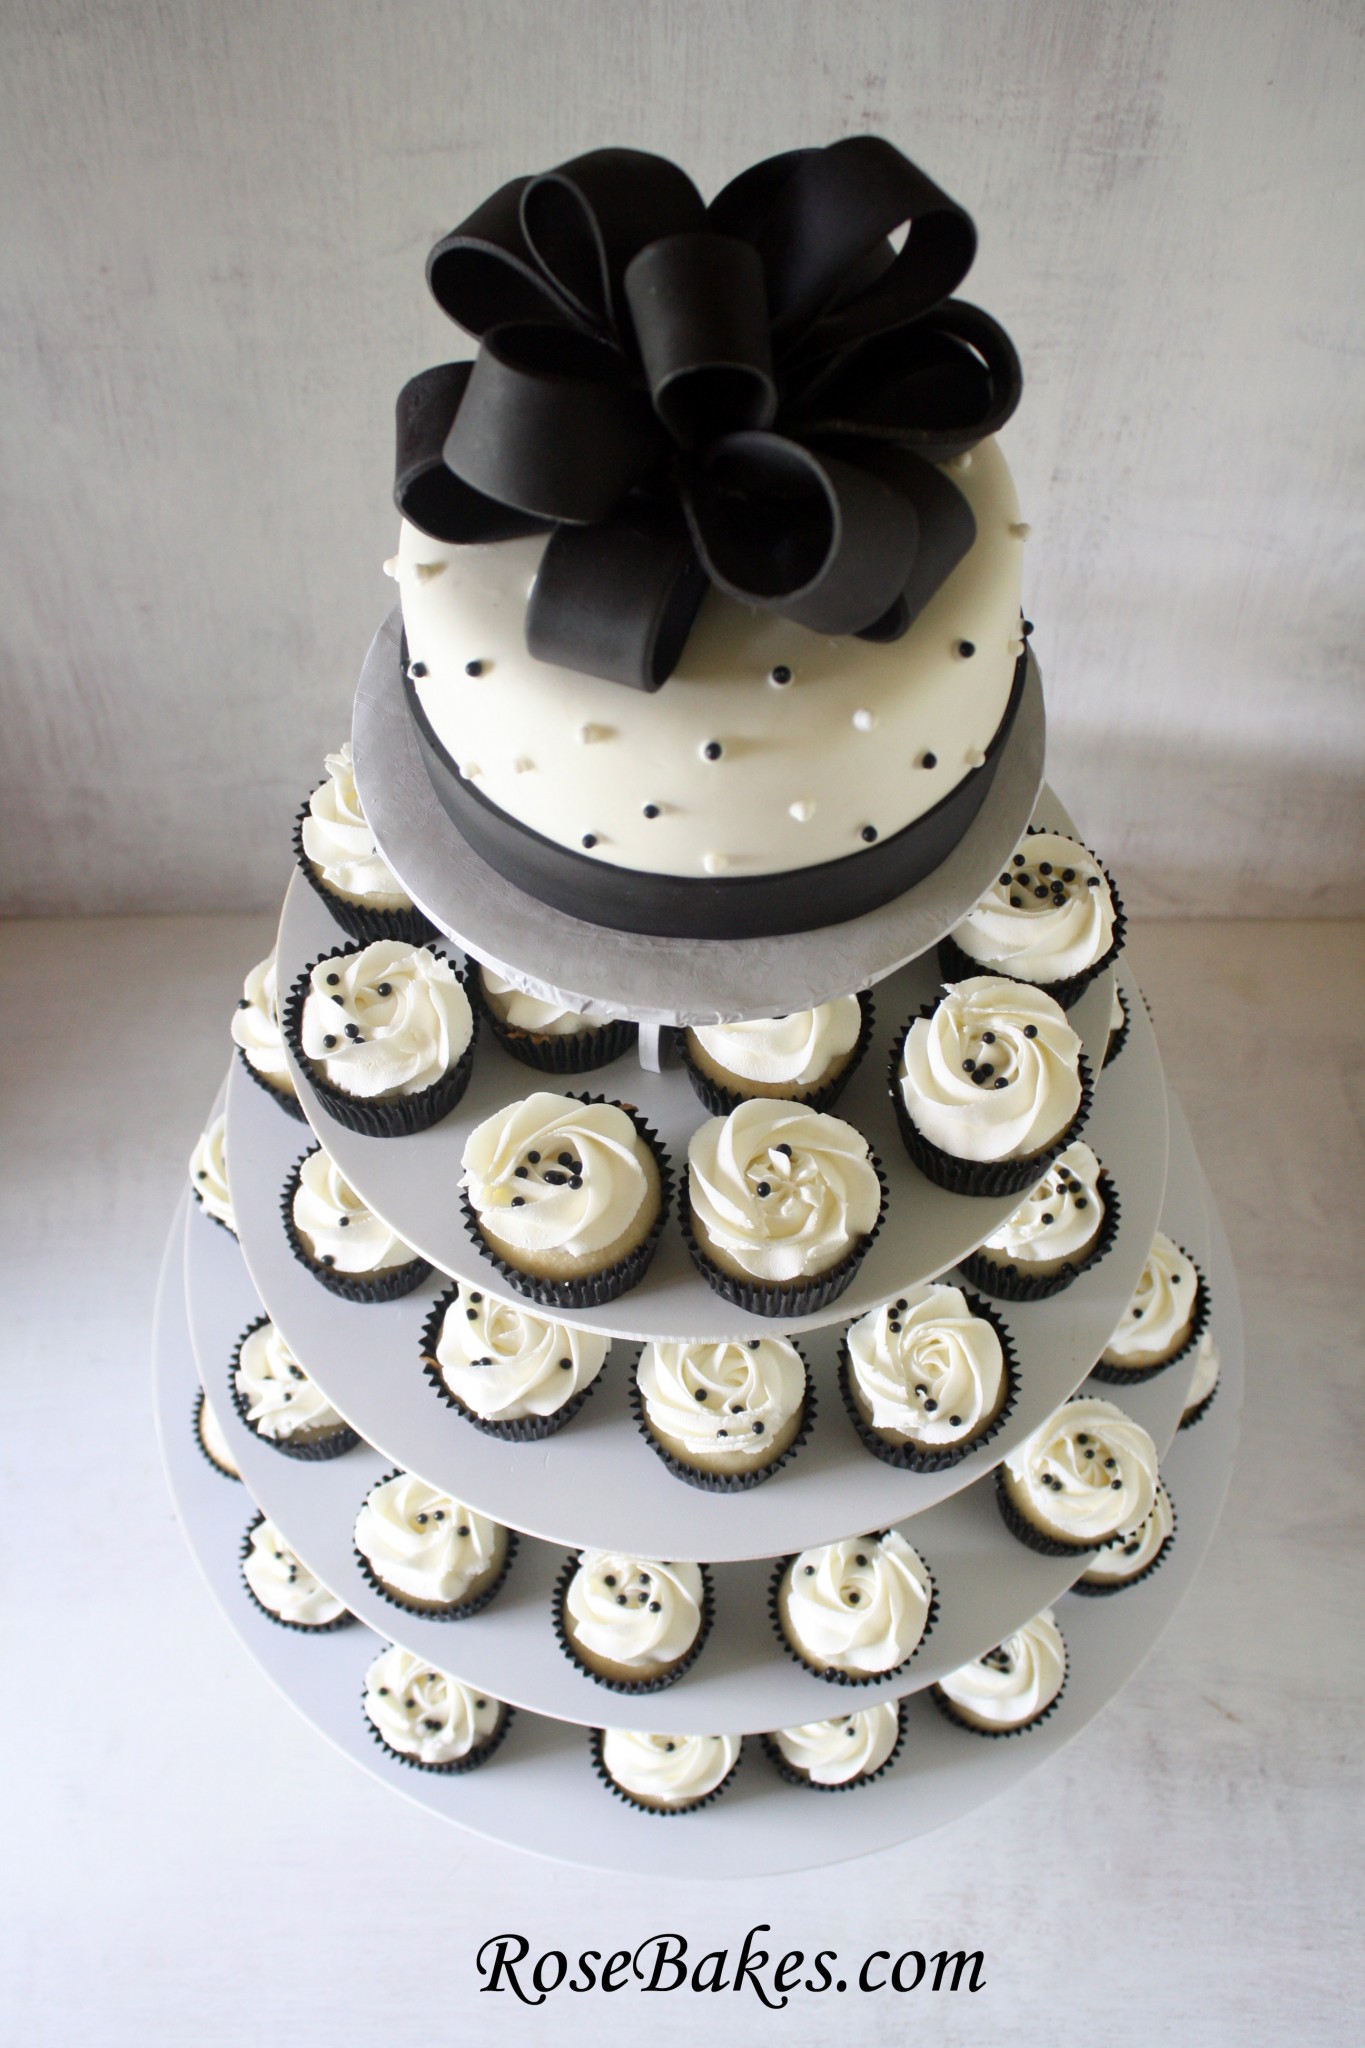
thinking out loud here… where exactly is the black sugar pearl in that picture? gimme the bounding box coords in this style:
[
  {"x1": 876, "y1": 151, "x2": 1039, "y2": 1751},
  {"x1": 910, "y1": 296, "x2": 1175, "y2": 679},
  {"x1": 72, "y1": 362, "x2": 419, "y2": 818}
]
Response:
[
  {"x1": 466, "y1": 1308, "x2": 477, "y2": 1320},
  {"x1": 756, "y1": 1180, "x2": 770, "y2": 1197},
  {"x1": 470, "y1": 1292, "x2": 481, "y2": 1302},
  {"x1": 915, "y1": 1384, "x2": 927, "y2": 1396},
  {"x1": 1034, "y1": 885, "x2": 1049, "y2": 899},
  {"x1": 322, "y1": 1033, "x2": 337, "y2": 1048},
  {"x1": 434, "y1": 1511, "x2": 445, "y2": 1521},
  {"x1": 424, "y1": 1716, "x2": 442, "y2": 1731},
  {"x1": 694, "y1": 1388, "x2": 708, "y2": 1402},
  {"x1": 1104, "y1": 1457, "x2": 1116, "y2": 1469},
  {"x1": 1063, "y1": 868, "x2": 1075, "y2": 881},
  {"x1": 731, "y1": 1403, "x2": 743, "y2": 1413},
  {"x1": 337, "y1": 1216, "x2": 349, "y2": 1227},
  {"x1": 977, "y1": 1062, "x2": 994, "y2": 1079},
  {"x1": 1039, "y1": 862, "x2": 1052, "y2": 876},
  {"x1": 376, "y1": 982, "x2": 392, "y2": 997},
  {"x1": 861, "y1": 824, "x2": 878, "y2": 843},
  {"x1": 804, "y1": 1565, "x2": 815, "y2": 1575},
  {"x1": 570, "y1": 1176, "x2": 582, "y2": 1188},
  {"x1": 1087, "y1": 875, "x2": 1101, "y2": 887},
  {"x1": 703, "y1": 741, "x2": 722, "y2": 760},
  {"x1": 999, "y1": 874, "x2": 1012, "y2": 887},
  {"x1": 616, "y1": 1594, "x2": 627, "y2": 1606},
  {"x1": 465, "y1": 659, "x2": 483, "y2": 677},
  {"x1": 604, "y1": 1575, "x2": 616, "y2": 1587},
  {"x1": 319, "y1": 1258, "x2": 334, "y2": 1269},
  {"x1": 1024, "y1": 1024, "x2": 1037, "y2": 1038},
  {"x1": 855, "y1": 1553, "x2": 868, "y2": 1566},
  {"x1": 515, "y1": 1166, "x2": 528, "y2": 1178},
  {"x1": 1085, "y1": 1449, "x2": 1095, "y2": 1460},
  {"x1": 1076, "y1": 1197, "x2": 1088, "y2": 1210},
  {"x1": 377, "y1": 1687, "x2": 389, "y2": 1696},
  {"x1": 326, "y1": 972, "x2": 340, "y2": 985},
  {"x1": 236, "y1": 997, "x2": 249, "y2": 1010},
  {"x1": 1111, "y1": 1479, "x2": 1122, "y2": 1490},
  {"x1": 457, "y1": 1524, "x2": 468, "y2": 1536},
  {"x1": 649, "y1": 1600, "x2": 661, "y2": 1612},
  {"x1": 416, "y1": 1512, "x2": 428, "y2": 1524},
  {"x1": 642, "y1": 804, "x2": 659, "y2": 819},
  {"x1": 747, "y1": 1339, "x2": 760, "y2": 1350},
  {"x1": 345, "y1": 1022, "x2": 360, "y2": 1038},
  {"x1": 982, "y1": 1031, "x2": 996, "y2": 1044},
  {"x1": 511, "y1": 1196, "x2": 524, "y2": 1206},
  {"x1": 958, "y1": 640, "x2": 976, "y2": 657},
  {"x1": 777, "y1": 1143, "x2": 793, "y2": 1157},
  {"x1": 847, "y1": 1590, "x2": 860, "y2": 1604},
  {"x1": 751, "y1": 1420, "x2": 765, "y2": 1435},
  {"x1": 527, "y1": 1150, "x2": 540, "y2": 1163},
  {"x1": 770, "y1": 665, "x2": 792, "y2": 684},
  {"x1": 1011, "y1": 896, "x2": 1023, "y2": 907},
  {"x1": 924, "y1": 1398, "x2": 938, "y2": 1412},
  {"x1": 408, "y1": 661, "x2": 427, "y2": 679},
  {"x1": 559, "y1": 1357, "x2": 571, "y2": 1370},
  {"x1": 1041, "y1": 1212, "x2": 1054, "y2": 1226},
  {"x1": 994, "y1": 1074, "x2": 1007, "y2": 1085},
  {"x1": 950, "y1": 1415, "x2": 962, "y2": 1426},
  {"x1": 1078, "y1": 1434, "x2": 1089, "y2": 1443},
  {"x1": 664, "y1": 1741, "x2": 676, "y2": 1752},
  {"x1": 544, "y1": 1170, "x2": 565, "y2": 1184},
  {"x1": 581, "y1": 833, "x2": 597, "y2": 849},
  {"x1": 895, "y1": 1299, "x2": 907, "y2": 1311},
  {"x1": 1013, "y1": 853, "x2": 1026, "y2": 866}
]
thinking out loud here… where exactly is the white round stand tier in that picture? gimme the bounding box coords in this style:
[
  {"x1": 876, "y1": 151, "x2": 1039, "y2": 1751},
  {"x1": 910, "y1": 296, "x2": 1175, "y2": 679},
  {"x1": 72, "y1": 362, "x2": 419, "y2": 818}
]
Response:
[
  {"x1": 157, "y1": 1134, "x2": 1242, "y2": 1876},
  {"x1": 184, "y1": 1084, "x2": 1207, "y2": 1733},
  {"x1": 351, "y1": 605, "x2": 1047, "y2": 1026}
]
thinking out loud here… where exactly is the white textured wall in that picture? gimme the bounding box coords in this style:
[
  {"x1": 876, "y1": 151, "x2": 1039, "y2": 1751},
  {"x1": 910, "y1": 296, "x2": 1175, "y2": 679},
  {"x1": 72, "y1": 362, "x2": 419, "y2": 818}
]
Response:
[{"x1": 2, "y1": 0, "x2": 1362, "y2": 918}]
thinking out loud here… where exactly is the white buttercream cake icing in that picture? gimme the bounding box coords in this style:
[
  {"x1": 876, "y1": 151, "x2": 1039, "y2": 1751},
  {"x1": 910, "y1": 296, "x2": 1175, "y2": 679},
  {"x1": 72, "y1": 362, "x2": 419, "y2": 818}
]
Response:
[
  {"x1": 844, "y1": 1283, "x2": 1007, "y2": 1448},
  {"x1": 291, "y1": 1148, "x2": 420, "y2": 1277},
  {"x1": 430, "y1": 1283, "x2": 608, "y2": 1421},
  {"x1": 636, "y1": 1337, "x2": 806, "y2": 1475},
  {"x1": 299, "y1": 940, "x2": 471, "y2": 1100},
  {"x1": 779, "y1": 1530, "x2": 932, "y2": 1677},
  {"x1": 301, "y1": 741, "x2": 413, "y2": 909},
  {"x1": 562, "y1": 1553, "x2": 705, "y2": 1680},
  {"x1": 936, "y1": 1608, "x2": 1067, "y2": 1730},
  {"x1": 354, "y1": 1471, "x2": 506, "y2": 1609},
  {"x1": 230, "y1": 950, "x2": 297, "y2": 1100},
  {"x1": 1079, "y1": 1481, "x2": 1176, "y2": 1587},
  {"x1": 975, "y1": 1141, "x2": 1106, "y2": 1274},
  {"x1": 1102, "y1": 1229, "x2": 1200, "y2": 1368},
  {"x1": 243, "y1": 1517, "x2": 347, "y2": 1628},
  {"x1": 685, "y1": 994, "x2": 863, "y2": 1096},
  {"x1": 234, "y1": 1318, "x2": 347, "y2": 1446},
  {"x1": 686, "y1": 1097, "x2": 882, "y2": 1285},
  {"x1": 898, "y1": 976, "x2": 1083, "y2": 1164},
  {"x1": 363, "y1": 1645, "x2": 505, "y2": 1767},
  {"x1": 950, "y1": 831, "x2": 1116, "y2": 984},
  {"x1": 1001, "y1": 1396, "x2": 1159, "y2": 1548},
  {"x1": 189, "y1": 1111, "x2": 235, "y2": 1233},
  {"x1": 597, "y1": 1728, "x2": 741, "y2": 1809},
  {"x1": 769, "y1": 1702, "x2": 901, "y2": 1786}
]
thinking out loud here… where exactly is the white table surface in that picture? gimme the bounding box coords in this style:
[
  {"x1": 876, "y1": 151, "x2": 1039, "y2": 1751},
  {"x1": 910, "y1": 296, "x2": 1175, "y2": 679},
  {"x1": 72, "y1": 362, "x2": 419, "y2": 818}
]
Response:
[{"x1": 1, "y1": 912, "x2": 1360, "y2": 2046}]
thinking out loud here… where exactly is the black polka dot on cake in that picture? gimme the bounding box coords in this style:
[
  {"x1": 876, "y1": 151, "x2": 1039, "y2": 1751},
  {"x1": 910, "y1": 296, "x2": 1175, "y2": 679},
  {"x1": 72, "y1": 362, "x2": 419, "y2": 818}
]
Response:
[
  {"x1": 702, "y1": 740, "x2": 723, "y2": 761},
  {"x1": 957, "y1": 639, "x2": 976, "y2": 658},
  {"x1": 920, "y1": 751, "x2": 937, "y2": 769},
  {"x1": 769, "y1": 665, "x2": 792, "y2": 685},
  {"x1": 642, "y1": 803, "x2": 659, "y2": 819},
  {"x1": 581, "y1": 833, "x2": 597, "y2": 848},
  {"x1": 464, "y1": 659, "x2": 484, "y2": 676},
  {"x1": 860, "y1": 824, "x2": 878, "y2": 843},
  {"x1": 408, "y1": 660, "x2": 427, "y2": 679}
]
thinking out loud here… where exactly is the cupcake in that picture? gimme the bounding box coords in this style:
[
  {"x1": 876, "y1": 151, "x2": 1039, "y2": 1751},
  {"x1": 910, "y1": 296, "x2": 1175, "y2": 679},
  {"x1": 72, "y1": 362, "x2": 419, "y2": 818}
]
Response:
[
  {"x1": 362, "y1": 1644, "x2": 511, "y2": 1772},
  {"x1": 1180, "y1": 1330, "x2": 1221, "y2": 1429},
  {"x1": 189, "y1": 1111, "x2": 235, "y2": 1236},
  {"x1": 932, "y1": 1607, "x2": 1067, "y2": 1734},
  {"x1": 762, "y1": 1701, "x2": 904, "y2": 1791},
  {"x1": 773, "y1": 1531, "x2": 934, "y2": 1683},
  {"x1": 230, "y1": 1315, "x2": 357, "y2": 1460},
  {"x1": 288, "y1": 940, "x2": 475, "y2": 1137},
  {"x1": 230, "y1": 949, "x2": 304, "y2": 1118},
  {"x1": 296, "y1": 740, "x2": 431, "y2": 944},
  {"x1": 422, "y1": 1281, "x2": 609, "y2": 1438},
  {"x1": 891, "y1": 977, "x2": 1089, "y2": 1196},
  {"x1": 958, "y1": 1141, "x2": 1116, "y2": 1300},
  {"x1": 678, "y1": 992, "x2": 872, "y2": 1115},
  {"x1": 283, "y1": 1146, "x2": 430, "y2": 1302},
  {"x1": 555, "y1": 1552, "x2": 711, "y2": 1691},
  {"x1": 1104, "y1": 983, "x2": 1130, "y2": 1068},
  {"x1": 634, "y1": 1337, "x2": 810, "y2": 1489},
  {"x1": 194, "y1": 1389, "x2": 240, "y2": 1480},
  {"x1": 241, "y1": 1514, "x2": 352, "y2": 1631},
  {"x1": 353, "y1": 1470, "x2": 512, "y2": 1617},
  {"x1": 941, "y1": 830, "x2": 1124, "y2": 1007},
  {"x1": 592, "y1": 1728, "x2": 742, "y2": 1814},
  {"x1": 1095, "y1": 1230, "x2": 1207, "y2": 1379},
  {"x1": 460, "y1": 1092, "x2": 669, "y2": 1307},
  {"x1": 1074, "y1": 1481, "x2": 1176, "y2": 1595},
  {"x1": 997, "y1": 1395, "x2": 1159, "y2": 1555},
  {"x1": 477, "y1": 964, "x2": 638, "y2": 1074},
  {"x1": 684, "y1": 1097, "x2": 885, "y2": 1316},
  {"x1": 840, "y1": 1283, "x2": 1013, "y2": 1469}
]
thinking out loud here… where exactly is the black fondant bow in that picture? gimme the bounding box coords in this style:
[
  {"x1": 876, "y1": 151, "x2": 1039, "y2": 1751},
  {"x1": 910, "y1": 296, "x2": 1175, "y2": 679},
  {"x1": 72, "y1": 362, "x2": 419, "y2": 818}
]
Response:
[{"x1": 395, "y1": 138, "x2": 1021, "y2": 689}]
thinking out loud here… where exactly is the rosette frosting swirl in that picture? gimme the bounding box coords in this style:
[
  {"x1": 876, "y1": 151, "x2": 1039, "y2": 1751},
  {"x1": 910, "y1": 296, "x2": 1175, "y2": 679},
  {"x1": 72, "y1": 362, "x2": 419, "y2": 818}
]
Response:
[
  {"x1": 189, "y1": 1112, "x2": 235, "y2": 1232},
  {"x1": 899, "y1": 976, "x2": 1083, "y2": 1163},
  {"x1": 243, "y1": 1518, "x2": 347, "y2": 1626},
  {"x1": 599, "y1": 1728, "x2": 740, "y2": 1808},
  {"x1": 433, "y1": 1284, "x2": 608, "y2": 1419},
  {"x1": 565, "y1": 1553, "x2": 704, "y2": 1670},
  {"x1": 687, "y1": 1098, "x2": 882, "y2": 1283},
  {"x1": 690, "y1": 996, "x2": 862, "y2": 1089},
  {"x1": 292, "y1": 1148, "x2": 418, "y2": 1276},
  {"x1": 235, "y1": 1319, "x2": 344, "y2": 1442},
  {"x1": 363, "y1": 1645, "x2": 502, "y2": 1765},
  {"x1": 1103, "y1": 1230, "x2": 1198, "y2": 1362},
  {"x1": 480, "y1": 966, "x2": 592, "y2": 1038},
  {"x1": 462, "y1": 1093, "x2": 653, "y2": 1259},
  {"x1": 1184, "y1": 1330, "x2": 1220, "y2": 1413},
  {"x1": 951, "y1": 833, "x2": 1116, "y2": 982},
  {"x1": 301, "y1": 742, "x2": 412, "y2": 908},
  {"x1": 772, "y1": 1703, "x2": 901, "y2": 1785},
  {"x1": 636, "y1": 1338, "x2": 805, "y2": 1461},
  {"x1": 230, "y1": 950, "x2": 295, "y2": 1089},
  {"x1": 782, "y1": 1531, "x2": 931, "y2": 1675},
  {"x1": 1004, "y1": 1396, "x2": 1159, "y2": 1544},
  {"x1": 937, "y1": 1608, "x2": 1066, "y2": 1727},
  {"x1": 300, "y1": 941, "x2": 472, "y2": 1099},
  {"x1": 845, "y1": 1283, "x2": 1005, "y2": 1442},
  {"x1": 980, "y1": 1141, "x2": 1104, "y2": 1265},
  {"x1": 1082, "y1": 1482, "x2": 1175, "y2": 1583},
  {"x1": 355, "y1": 1473, "x2": 503, "y2": 1605}
]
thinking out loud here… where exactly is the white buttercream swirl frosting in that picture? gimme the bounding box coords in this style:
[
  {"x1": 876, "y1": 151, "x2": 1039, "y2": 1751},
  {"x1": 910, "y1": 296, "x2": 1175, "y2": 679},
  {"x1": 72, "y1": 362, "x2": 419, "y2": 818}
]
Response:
[
  {"x1": 189, "y1": 1112, "x2": 235, "y2": 1233},
  {"x1": 1004, "y1": 1396, "x2": 1159, "y2": 1543},
  {"x1": 197, "y1": 1392, "x2": 240, "y2": 1477},
  {"x1": 243, "y1": 1517, "x2": 347, "y2": 1626},
  {"x1": 234, "y1": 1319, "x2": 345, "y2": 1442},
  {"x1": 565, "y1": 1554, "x2": 704, "y2": 1671},
  {"x1": 937, "y1": 1608, "x2": 1067, "y2": 1728},
  {"x1": 636, "y1": 1338, "x2": 805, "y2": 1461},
  {"x1": 599, "y1": 1728, "x2": 740, "y2": 1808},
  {"x1": 354, "y1": 1472, "x2": 503, "y2": 1605},
  {"x1": 480, "y1": 965, "x2": 593, "y2": 1038},
  {"x1": 432, "y1": 1284, "x2": 608, "y2": 1420},
  {"x1": 1082, "y1": 1481, "x2": 1175, "y2": 1583},
  {"x1": 300, "y1": 940, "x2": 472, "y2": 1099},
  {"x1": 952, "y1": 832, "x2": 1116, "y2": 982},
  {"x1": 782, "y1": 1531, "x2": 932, "y2": 1675},
  {"x1": 1103, "y1": 1229, "x2": 1199, "y2": 1363},
  {"x1": 771, "y1": 1702, "x2": 901, "y2": 1785},
  {"x1": 979, "y1": 1141, "x2": 1105, "y2": 1267},
  {"x1": 230, "y1": 950, "x2": 295, "y2": 1091},
  {"x1": 292, "y1": 1148, "x2": 418, "y2": 1276},
  {"x1": 301, "y1": 741, "x2": 412, "y2": 908},
  {"x1": 462, "y1": 1093, "x2": 653, "y2": 1260},
  {"x1": 1183, "y1": 1330, "x2": 1220, "y2": 1416},
  {"x1": 845, "y1": 1283, "x2": 1005, "y2": 1443},
  {"x1": 689, "y1": 996, "x2": 863, "y2": 1089},
  {"x1": 363, "y1": 1644, "x2": 502, "y2": 1765},
  {"x1": 687, "y1": 1097, "x2": 882, "y2": 1284},
  {"x1": 899, "y1": 976, "x2": 1084, "y2": 1164}
]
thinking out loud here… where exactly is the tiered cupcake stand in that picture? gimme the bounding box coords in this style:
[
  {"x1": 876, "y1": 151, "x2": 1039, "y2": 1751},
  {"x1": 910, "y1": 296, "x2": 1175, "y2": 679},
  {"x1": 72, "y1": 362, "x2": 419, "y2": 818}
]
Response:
[{"x1": 153, "y1": 618, "x2": 1242, "y2": 1876}]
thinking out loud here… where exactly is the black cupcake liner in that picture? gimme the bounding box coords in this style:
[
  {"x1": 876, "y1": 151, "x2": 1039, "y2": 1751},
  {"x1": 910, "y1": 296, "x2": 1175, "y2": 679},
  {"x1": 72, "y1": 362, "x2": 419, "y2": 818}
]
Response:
[
  {"x1": 956, "y1": 1169, "x2": 1121, "y2": 1303},
  {"x1": 759, "y1": 1697, "x2": 908, "y2": 1792},
  {"x1": 551, "y1": 1554, "x2": 715, "y2": 1693},
  {"x1": 363, "y1": 1686, "x2": 516, "y2": 1774},
  {"x1": 239, "y1": 1512, "x2": 356, "y2": 1634},
  {"x1": 351, "y1": 1470, "x2": 520, "y2": 1619},
  {"x1": 280, "y1": 1148, "x2": 432, "y2": 1303},
  {"x1": 292, "y1": 794, "x2": 436, "y2": 947},
  {"x1": 588, "y1": 1727, "x2": 744, "y2": 1815},
  {"x1": 1103, "y1": 986, "x2": 1131, "y2": 1070},
  {"x1": 1179, "y1": 1373, "x2": 1220, "y2": 1432},
  {"x1": 419, "y1": 1284, "x2": 607, "y2": 1440},
  {"x1": 679, "y1": 1155, "x2": 887, "y2": 1319},
  {"x1": 1089, "y1": 1253, "x2": 1211, "y2": 1385},
  {"x1": 192, "y1": 1388, "x2": 241, "y2": 1482},
  {"x1": 283, "y1": 942, "x2": 477, "y2": 1139},
  {"x1": 993, "y1": 1468, "x2": 1123, "y2": 1556},
  {"x1": 1070, "y1": 1486, "x2": 1178, "y2": 1597},
  {"x1": 191, "y1": 1186, "x2": 238, "y2": 1239},
  {"x1": 929, "y1": 1661, "x2": 1069, "y2": 1739},
  {"x1": 836, "y1": 1292, "x2": 1018, "y2": 1473},
  {"x1": 937, "y1": 833, "x2": 1128, "y2": 1012},
  {"x1": 228, "y1": 1312, "x2": 359, "y2": 1462},
  {"x1": 628, "y1": 1348, "x2": 816, "y2": 1492},
  {"x1": 887, "y1": 1013, "x2": 1094, "y2": 1199},
  {"x1": 676, "y1": 988, "x2": 876, "y2": 1119},
  {"x1": 460, "y1": 1094, "x2": 673, "y2": 1308},
  {"x1": 767, "y1": 1545, "x2": 939, "y2": 1687},
  {"x1": 474, "y1": 969, "x2": 640, "y2": 1074},
  {"x1": 235, "y1": 1043, "x2": 309, "y2": 1122}
]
